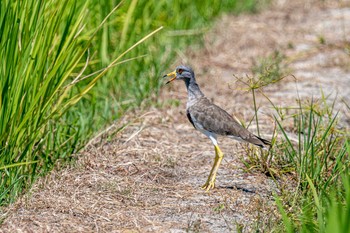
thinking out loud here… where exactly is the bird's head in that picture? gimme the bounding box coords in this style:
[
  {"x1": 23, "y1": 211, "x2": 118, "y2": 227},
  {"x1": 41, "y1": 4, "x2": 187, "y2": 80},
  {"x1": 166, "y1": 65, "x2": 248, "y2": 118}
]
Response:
[{"x1": 163, "y1": 65, "x2": 194, "y2": 84}]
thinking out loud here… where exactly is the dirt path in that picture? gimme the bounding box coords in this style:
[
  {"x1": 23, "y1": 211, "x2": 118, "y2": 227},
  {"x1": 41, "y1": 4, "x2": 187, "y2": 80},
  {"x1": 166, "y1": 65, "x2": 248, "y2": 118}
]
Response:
[{"x1": 2, "y1": 1, "x2": 350, "y2": 232}]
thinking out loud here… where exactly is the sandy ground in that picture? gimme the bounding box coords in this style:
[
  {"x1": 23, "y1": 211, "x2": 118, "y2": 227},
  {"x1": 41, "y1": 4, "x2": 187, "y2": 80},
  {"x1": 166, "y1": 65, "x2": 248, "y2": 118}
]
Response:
[{"x1": 1, "y1": 0, "x2": 350, "y2": 232}]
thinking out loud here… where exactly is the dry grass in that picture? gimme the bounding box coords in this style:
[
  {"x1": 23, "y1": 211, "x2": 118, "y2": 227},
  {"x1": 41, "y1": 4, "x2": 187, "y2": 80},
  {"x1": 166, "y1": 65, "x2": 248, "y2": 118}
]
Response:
[
  {"x1": 1, "y1": 0, "x2": 350, "y2": 232},
  {"x1": 1, "y1": 108, "x2": 279, "y2": 232}
]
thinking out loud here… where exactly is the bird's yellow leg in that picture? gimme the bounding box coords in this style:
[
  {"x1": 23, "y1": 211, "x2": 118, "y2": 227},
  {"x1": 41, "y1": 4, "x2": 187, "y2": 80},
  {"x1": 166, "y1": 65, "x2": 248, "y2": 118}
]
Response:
[{"x1": 201, "y1": 145, "x2": 224, "y2": 191}]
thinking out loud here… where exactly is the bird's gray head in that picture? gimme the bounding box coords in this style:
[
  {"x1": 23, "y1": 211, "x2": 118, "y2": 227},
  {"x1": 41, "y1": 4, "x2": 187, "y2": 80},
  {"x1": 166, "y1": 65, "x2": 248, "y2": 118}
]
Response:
[{"x1": 163, "y1": 65, "x2": 195, "y2": 84}]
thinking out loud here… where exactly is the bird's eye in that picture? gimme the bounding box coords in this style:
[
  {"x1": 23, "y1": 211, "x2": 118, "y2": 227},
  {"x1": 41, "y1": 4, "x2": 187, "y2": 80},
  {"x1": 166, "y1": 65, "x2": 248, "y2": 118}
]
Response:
[{"x1": 178, "y1": 69, "x2": 183, "y2": 74}]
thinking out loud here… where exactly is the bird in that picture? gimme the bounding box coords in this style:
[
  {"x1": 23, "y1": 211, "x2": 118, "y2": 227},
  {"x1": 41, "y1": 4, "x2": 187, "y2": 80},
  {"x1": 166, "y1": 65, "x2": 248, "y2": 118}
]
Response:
[{"x1": 163, "y1": 65, "x2": 271, "y2": 191}]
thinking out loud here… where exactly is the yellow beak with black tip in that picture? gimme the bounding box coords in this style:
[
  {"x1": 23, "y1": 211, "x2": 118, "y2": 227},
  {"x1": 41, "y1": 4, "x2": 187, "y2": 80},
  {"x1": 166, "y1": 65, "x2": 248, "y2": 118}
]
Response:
[{"x1": 163, "y1": 70, "x2": 177, "y2": 84}]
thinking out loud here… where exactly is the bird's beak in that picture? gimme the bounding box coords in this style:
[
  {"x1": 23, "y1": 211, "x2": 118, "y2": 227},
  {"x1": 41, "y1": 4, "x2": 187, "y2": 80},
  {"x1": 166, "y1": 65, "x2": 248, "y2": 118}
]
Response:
[{"x1": 163, "y1": 70, "x2": 177, "y2": 84}]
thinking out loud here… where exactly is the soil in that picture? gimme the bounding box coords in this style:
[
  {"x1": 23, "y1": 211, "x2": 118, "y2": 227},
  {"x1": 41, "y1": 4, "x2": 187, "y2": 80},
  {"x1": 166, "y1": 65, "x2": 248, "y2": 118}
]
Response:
[{"x1": 1, "y1": 0, "x2": 350, "y2": 232}]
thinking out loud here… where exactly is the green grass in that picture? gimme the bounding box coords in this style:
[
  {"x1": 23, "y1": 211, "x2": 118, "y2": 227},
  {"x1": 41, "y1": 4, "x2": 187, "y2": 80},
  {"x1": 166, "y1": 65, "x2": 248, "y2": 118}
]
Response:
[
  {"x1": 273, "y1": 98, "x2": 349, "y2": 232},
  {"x1": 241, "y1": 54, "x2": 350, "y2": 231},
  {"x1": 0, "y1": 0, "x2": 258, "y2": 207}
]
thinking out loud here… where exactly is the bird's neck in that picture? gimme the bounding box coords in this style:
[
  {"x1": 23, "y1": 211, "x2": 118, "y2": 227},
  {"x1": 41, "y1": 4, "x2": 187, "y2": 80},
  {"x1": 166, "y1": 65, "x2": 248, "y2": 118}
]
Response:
[{"x1": 185, "y1": 78, "x2": 204, "y2": 102}]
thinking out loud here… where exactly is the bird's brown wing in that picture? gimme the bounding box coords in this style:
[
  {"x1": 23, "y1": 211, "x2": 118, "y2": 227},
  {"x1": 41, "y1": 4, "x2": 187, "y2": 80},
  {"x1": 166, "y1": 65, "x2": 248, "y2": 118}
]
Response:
[
  {"x1": 188, "y1": 97, "x2": 270, "y2": 147},
  {"x1": 188, "y1": 97, "x2": 244, "y2": 135}
]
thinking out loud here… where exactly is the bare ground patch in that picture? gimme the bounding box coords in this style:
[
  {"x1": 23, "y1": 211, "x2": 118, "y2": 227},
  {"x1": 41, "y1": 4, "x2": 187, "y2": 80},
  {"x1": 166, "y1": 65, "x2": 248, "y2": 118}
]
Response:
[{"x1": 1, "y1": 0, "x2": 350, "y2": 232}]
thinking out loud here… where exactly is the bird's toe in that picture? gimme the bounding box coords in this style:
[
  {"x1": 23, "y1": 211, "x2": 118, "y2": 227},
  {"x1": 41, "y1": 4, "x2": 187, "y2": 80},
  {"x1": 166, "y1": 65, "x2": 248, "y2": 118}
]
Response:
[{"x1": 201, "y1": 181, "x2": 215, "y2": 192}]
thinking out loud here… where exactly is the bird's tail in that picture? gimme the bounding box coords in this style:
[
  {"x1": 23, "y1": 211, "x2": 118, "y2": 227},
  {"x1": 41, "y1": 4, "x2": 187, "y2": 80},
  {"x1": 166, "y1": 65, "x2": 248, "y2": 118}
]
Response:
[{"x1": 255, "y1": 136, "x2": 272, "y2": 149}]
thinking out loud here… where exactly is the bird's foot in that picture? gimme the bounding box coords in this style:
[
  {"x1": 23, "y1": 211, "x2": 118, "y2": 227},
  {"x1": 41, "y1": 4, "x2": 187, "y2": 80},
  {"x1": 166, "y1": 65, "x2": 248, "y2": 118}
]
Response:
[{"x1": 201, "y1": 179, "x2": 215, "y2": 192}]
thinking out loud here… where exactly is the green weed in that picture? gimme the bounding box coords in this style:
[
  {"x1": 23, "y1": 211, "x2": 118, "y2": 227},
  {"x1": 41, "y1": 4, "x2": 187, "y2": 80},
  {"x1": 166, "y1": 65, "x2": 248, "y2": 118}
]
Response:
[
  {"x1": 0, "y1": 0, "x2": 160, "y2": 206},
  {"x1": 241, "y1": 56, "x2": 350, "y2": 231}
]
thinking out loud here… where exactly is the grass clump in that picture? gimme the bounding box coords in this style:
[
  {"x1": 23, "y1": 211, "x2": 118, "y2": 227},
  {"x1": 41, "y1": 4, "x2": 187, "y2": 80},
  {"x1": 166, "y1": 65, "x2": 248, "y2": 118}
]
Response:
[
  {"x1": 240, "y1": 54, "x2": 350, "y2": 231},
  {"x1": 231, "y1": 49, "x2": 350, "y2": 231},
  {"x1": 0, "y1": 0, "x2": 162, "y2": 205},
  {"x1": 0, "y1": 0, "x2": 93, "y2": 204},
  {"x1": 273, "y1": 97, "x2": 349, "y2": 231},
  {"x1": 252, "y1": 50, "x2": 288, "y2": 84}
]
